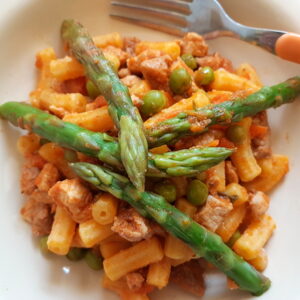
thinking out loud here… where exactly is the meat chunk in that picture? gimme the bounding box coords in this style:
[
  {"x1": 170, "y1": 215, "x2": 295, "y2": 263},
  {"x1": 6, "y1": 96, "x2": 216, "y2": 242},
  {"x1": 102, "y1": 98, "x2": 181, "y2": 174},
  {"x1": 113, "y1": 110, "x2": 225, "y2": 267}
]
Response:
[
  {"x1": 194, "y1": 195, "x2": 233, "y2": 232},
  {"x1": 251, "y1": 111, "x2": 272, "y2": 159},
  {"x1": 60, "y1": 77, "x2": 87, "y2": 94},
  {"x1": 171, "y1": 260, "x2": 206, "y2": 297},
  {"x1": 126, "y1": 272, "x2": 145, "y2": 292},
  {"x1": 123, "y1": 36, "x2": 141, "y2": 56},
  {"x1": 20, "y1": 166, "x2": 40, "y2": 195},
  {"x1": 175, "y1": 129, "x2": 223, "y2": 150},
  {"x1": 118, "y1": 68, "x2": 131, "y2": 78},
  {"x1": 29, "y1": 189, "x2": 54, "y2": 205},
  {"x1": 21, "y1": 193, "x2": 53, "y2": 236},
  {"x1": 35, "y1": 163, "x2": 60, "y2": 192},
  {"x1": 140, "y1": 55, "x2": 172, "y2": 89},
  {"x1": 111, "y1": 208, "x2": 152, "y2": 242},
  {"x1": 179, "y1": 32, "x2": 208, "y2": 57},
  {"x1": 225, "y1": 161, "x2": 239, "y2": 184},
  {"x1": 127, "y1": 49, "x2": 164, "y2": 74},
  {"x1": 48, "y1": 179, "x2": 93, "y2": 223},
  {"x1": 196, "y1": 52, "x2": 233, "y2": 72},
  {"x1": 121, "y1": 75, "x2": 141, "y2": 88},
  {"x1": 20, "y1": 154, "x2": 47, "y2": 194},
  {"x1": 249, "y1": 191, "x2": 270, "y2": 219},
  {"x1": 103, "y1": 45, "x2": 129, "y2": 65}
]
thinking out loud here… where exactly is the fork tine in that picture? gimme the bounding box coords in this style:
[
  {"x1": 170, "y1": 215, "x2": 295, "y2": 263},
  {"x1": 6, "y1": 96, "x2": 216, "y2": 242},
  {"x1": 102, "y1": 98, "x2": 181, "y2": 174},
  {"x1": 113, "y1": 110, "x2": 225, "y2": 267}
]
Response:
[
  {"x1": 111, "y1": 1, "x2": 188, "y2": 26},
  {"x1": 109, "y1": 14, "x2": 186, "y2": 36},
  {"x1": 111, "y1": 0, "x2": 191, "y2": 15}
]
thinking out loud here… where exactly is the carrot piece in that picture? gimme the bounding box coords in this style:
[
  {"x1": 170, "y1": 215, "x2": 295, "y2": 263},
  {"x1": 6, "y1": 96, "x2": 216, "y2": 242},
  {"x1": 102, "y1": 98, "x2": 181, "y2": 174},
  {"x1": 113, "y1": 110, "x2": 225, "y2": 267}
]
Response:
[
  {"x1": 250, "y1": 124, "x2": 268, "y2": 139},
  {"x1": 210, "y1": 93, "x2": 231, "y2": 104},
  {"x1": 218, "y1": 137, "x2": 235, "y2": 149}
]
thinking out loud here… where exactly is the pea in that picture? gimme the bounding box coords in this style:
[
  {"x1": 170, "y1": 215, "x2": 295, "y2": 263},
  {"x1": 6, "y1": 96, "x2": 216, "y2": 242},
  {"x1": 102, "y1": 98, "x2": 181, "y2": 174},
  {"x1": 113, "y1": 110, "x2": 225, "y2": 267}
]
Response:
[
  {"x1": 169, "y1": 68, "x2": 192, "y2": 95},
  {"x1": 226, "y1": 125, "x2": 246, "y2": 144},
  {"x1": 84, "y1": 251, "x2": 103, "y2": 270},
  {"x1": 141, "y1": 90, "x2": 167, "y2": 118},
  {"x1": 153, "y1": 181, "x2": 177, "y2": 203},
  {"x1": 181, "y1": 54, "x2": 197, "y2": 70},
  {"x1": 39, "y1": 236, "x2": 49, "y2": 254},
  {"x1": 194, "y1": 66, "x2": 215, "y2": 86},
  {"x1": 66, "y1": 247, "x2": 86, "y2": 261},
  {"x1": 226, "y1": 230, "x2": 241, "y2": 247},
  {"x1": 86, "y1": 80, "x2": 100, "y2": 99},
  {"x1": 187, "y1": 179, "x2": 208, "y2": 206},
  {"x1": 64, "y1": 149, "x2": 78, "y2": 162}
]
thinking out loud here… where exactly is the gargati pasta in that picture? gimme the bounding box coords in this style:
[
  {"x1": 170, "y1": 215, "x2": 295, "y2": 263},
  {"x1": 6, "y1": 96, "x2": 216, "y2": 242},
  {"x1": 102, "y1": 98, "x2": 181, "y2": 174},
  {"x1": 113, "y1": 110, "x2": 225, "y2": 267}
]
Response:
[{"x1": 1, "y1": 21, "x2": 297, "y2": 299}]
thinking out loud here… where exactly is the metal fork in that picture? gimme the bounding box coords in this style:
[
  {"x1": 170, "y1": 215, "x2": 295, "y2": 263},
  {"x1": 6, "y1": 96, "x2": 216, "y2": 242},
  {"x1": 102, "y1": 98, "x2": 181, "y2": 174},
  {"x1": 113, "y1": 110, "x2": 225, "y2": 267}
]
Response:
[{"x1": 110, "y1": 0, "x2": 300, "y2": 64}]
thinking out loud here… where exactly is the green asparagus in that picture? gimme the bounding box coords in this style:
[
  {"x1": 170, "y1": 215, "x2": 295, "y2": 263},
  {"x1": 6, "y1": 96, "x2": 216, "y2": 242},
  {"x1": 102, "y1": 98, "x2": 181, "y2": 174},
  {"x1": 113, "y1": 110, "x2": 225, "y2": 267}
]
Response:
[
  {"x1": 0, "y1": 102, "x2": 233, "y2": 177},
  {"x1": 70, "y1": 162, "x2": 271, "y2": 296},
  {"x1": 61, "y1": 19, "x2": 148, "y2": 191},
  {"x1": 146, "y1": 76, "x2": 300, "y2": 147}
]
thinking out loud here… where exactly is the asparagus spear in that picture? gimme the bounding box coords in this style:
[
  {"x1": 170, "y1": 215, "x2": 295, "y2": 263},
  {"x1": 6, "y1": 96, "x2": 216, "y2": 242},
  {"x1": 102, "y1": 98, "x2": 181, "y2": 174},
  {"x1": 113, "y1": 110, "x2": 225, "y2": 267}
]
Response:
[
  {"x1": 71, "y1": 162, "x2": 271, "y2": 296},
  {"x1": 0, "y1": 102, "x2": 233, "y2": 177},
  {"x1": 61, "y1": 19, "x2": 148, "y2": 191},
  {"x1": 146, "y1": 76, "x2": 300, "y2": 147}
]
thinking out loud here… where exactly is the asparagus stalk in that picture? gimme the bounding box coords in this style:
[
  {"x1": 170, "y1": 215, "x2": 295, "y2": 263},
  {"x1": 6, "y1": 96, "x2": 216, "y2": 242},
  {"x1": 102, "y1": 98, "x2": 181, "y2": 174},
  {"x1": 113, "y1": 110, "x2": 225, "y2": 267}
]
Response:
[
  {"x1": 146, "y1": 76, "x2": 300, "y2": 147},
  {"x1": 71, "y1": 162, "x2": 271, "y2": 296},
  {"x1": 0, "y1": 102, "x2": 233, "y2": 177},
  {"x1": 61, "y1": 19, "x2": 148, "y2": 191}
]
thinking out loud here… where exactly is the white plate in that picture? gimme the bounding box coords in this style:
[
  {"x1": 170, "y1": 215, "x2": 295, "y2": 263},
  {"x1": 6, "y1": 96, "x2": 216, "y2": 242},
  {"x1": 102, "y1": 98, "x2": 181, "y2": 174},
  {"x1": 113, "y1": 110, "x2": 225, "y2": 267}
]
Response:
[{"x1": 0, "y1": 1, "x2": 300, "y2": 299}]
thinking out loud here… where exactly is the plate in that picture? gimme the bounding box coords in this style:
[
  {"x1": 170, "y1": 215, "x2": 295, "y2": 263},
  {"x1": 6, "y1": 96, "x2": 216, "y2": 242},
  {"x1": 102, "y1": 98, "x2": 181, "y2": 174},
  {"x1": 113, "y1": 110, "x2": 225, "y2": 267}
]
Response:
[{"x1": 0, "y1": 0, "x2": 300, "y2": 299}]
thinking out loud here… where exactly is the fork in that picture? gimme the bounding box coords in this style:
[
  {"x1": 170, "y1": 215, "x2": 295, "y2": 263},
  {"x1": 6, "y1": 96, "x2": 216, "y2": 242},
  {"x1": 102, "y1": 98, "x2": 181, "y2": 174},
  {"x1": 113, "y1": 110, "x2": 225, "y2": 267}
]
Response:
[{"x1": 110, "y1": 0, "x2": 300, "y2": 64}]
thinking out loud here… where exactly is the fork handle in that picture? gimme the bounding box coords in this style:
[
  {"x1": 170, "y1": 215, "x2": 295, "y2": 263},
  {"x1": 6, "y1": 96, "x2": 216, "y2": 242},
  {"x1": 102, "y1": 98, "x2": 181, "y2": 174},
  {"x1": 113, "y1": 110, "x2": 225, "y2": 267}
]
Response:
[{"x1": 275, "y1": 33, "x2": 300, "y2": 64}]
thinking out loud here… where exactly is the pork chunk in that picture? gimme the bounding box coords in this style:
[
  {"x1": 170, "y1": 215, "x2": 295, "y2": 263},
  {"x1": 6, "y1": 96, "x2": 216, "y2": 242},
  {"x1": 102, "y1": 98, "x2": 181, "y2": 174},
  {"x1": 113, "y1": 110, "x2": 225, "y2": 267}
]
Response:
[
  {"x1": 126, "y1": 272, "x2": 145, "y2": 292},
  {"x1": 127, "y1": 49, "x2": 163, "y2": 74},
  {"x1": 196, "y1": 52, "x2": 233, "y2": 72},
  {"x1": 121, "y1": 75, "x2": 141, "y2": 88},
  {"x1": 103, "y1": 45, "x2": 129, "y2": 65},
  {"x1": 111, "y1": 208, "x2": 152, "y2": 242},
  {"x1": 20, "y1": 166, "x2": 40, "y2": 195},
  {"x1": 21, "y1": 194, "x2": 53, "y2": 236},
  {"x1": 180, "y1": 32, "x2": 208, "y2": 57},
  {"x1": 249, "y1": 191, "x2": 270, "y2": 219},
  {"x1": 251, "y1": 111, "x2": 272, "y2": 159},
  {"x1": 123, "y1": 37, "x2": 141, "y2": 56},
  {"x1": 171, "y1": 260, "x2": 205, "y2": 297},
  {"x1": 194, "y1": 195, "x2": 233, "y2": 232},
  {"x1": 48, "y1": 179, "x2": 93, "y2": 223},
  {"x1": 225, "y1": 161, "x2": 239, "y2": 184},
  {"x1": 35, "y1": 163, "x2": 60, "y2": 192},
  {"x1": 140, "y1": 55, "x2": 172, "y2": 89}
]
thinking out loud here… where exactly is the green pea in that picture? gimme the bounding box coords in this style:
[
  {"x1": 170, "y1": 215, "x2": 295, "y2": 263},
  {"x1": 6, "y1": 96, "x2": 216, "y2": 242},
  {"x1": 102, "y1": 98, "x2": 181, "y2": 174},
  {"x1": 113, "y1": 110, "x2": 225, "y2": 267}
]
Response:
[
  {"x1": 39, "y1": 236, "x2": 49, "y2": 254},
  {"x1": 64, "y1": 149, "x2": 78, "y2": 162},
  {"x1": 86, "y1": 80, "x2": 100, "y2": 99},
  {"x1": 194, "y1": 66, "x2": 215, "y2": 86},
  {"x1": 226, "y1": 125, "x2": 246, "y2": 144},
  {"x1": 141, "y1": 90, "x2": 167, "y2": 118},
  {"x1": 169, "y1": 68, "x2": 192, "y2": 95},
  {"x1": 153, "y1": 181, "x2": 177, "y2": 203},
  {"x1": 66, "y1": 247, "x2": 86, "y2": 261},
  {"x1": 187, "y1": 179, "x2": 208, "y2": 206},
  {"x1": 227, "y1": 230, "x2": 242, "y2": 248},
  {"x1": 181, "y1": 54, "x2": 197, "y2": 70},
  {"x1": 84, "y1": 251, "x2": 103, "y2": 270}
]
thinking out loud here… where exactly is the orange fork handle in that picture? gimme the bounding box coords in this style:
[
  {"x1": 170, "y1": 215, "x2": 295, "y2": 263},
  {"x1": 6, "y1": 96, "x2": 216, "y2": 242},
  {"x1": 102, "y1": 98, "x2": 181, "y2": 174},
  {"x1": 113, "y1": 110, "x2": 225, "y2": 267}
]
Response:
[{"x1": 275, "y1": 33, "x2": 300, "y2": 64}]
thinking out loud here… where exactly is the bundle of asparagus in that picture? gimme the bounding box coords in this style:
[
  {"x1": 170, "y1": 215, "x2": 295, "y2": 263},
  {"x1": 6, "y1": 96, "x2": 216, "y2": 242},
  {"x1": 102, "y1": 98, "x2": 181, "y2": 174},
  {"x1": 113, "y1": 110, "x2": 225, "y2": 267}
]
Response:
[{"x1": 1, "y1": 18, "x2": 300, "y2": 297}]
